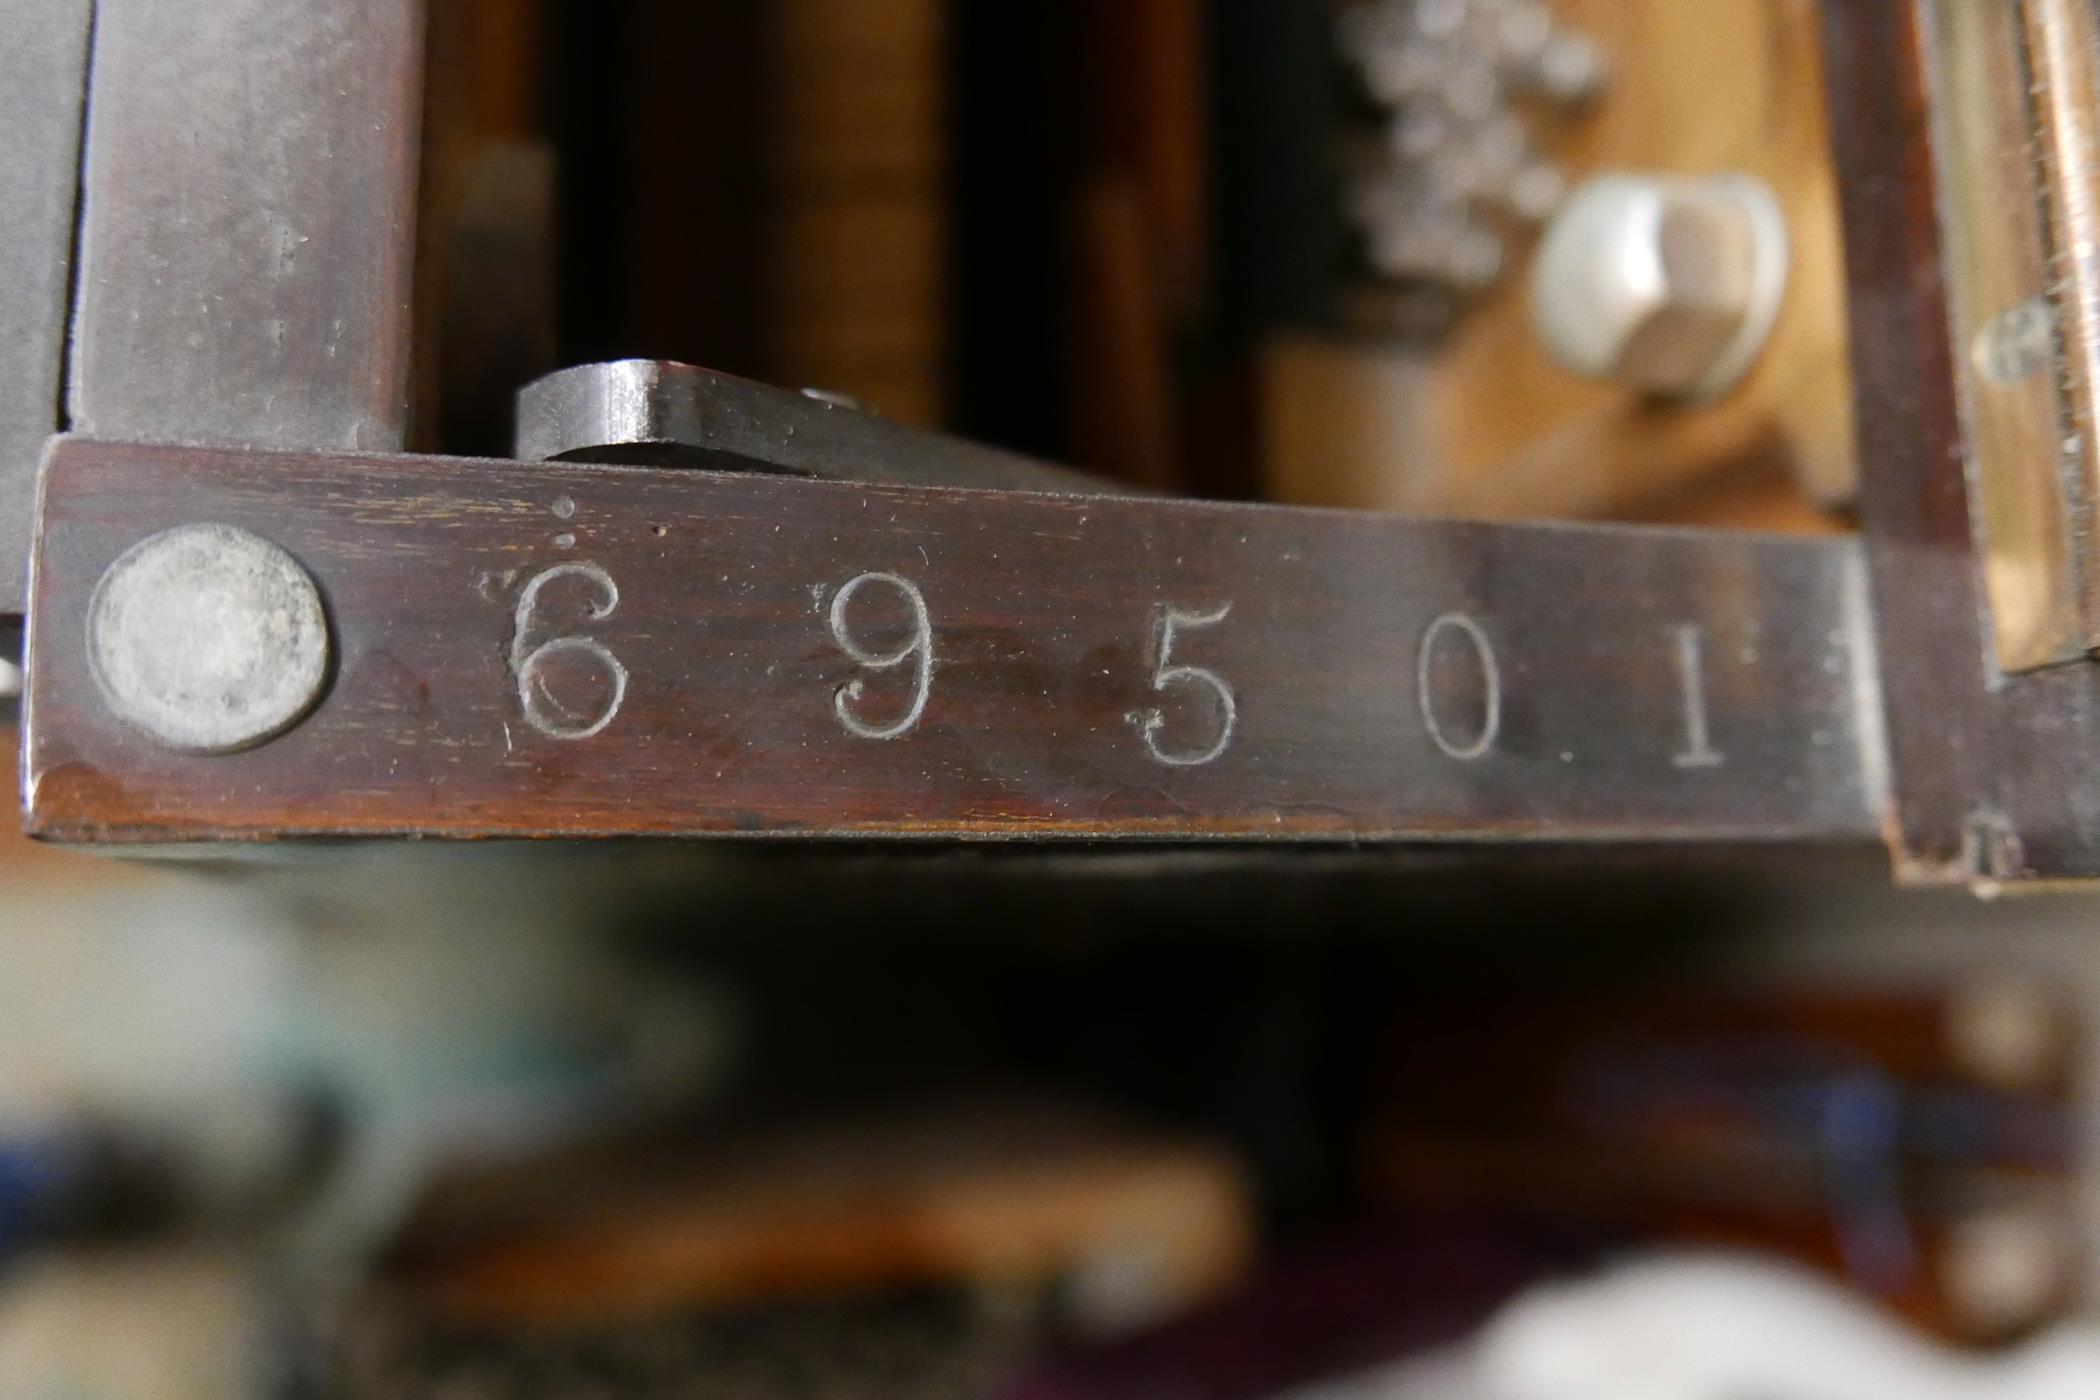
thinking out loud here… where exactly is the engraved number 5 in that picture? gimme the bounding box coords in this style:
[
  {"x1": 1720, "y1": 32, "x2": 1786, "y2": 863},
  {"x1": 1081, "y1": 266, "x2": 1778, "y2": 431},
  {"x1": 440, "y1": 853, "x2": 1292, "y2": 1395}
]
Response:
[{"x1": 1140, "y1": 604, "x2": 1237, "y2": 767}]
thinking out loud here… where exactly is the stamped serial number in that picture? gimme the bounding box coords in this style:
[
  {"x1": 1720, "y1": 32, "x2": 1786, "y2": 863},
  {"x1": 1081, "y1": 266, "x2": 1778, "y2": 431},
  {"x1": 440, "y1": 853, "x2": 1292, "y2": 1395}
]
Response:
[{"x1": 505, "y1": 563, "x2": 1730, "y2": 772}]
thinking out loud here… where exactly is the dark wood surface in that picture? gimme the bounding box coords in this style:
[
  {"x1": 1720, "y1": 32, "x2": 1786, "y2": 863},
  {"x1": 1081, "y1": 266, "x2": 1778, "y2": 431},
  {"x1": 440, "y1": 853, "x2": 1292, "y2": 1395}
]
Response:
[
  {"x1": 23, "y1": 440, "x2": 1879, "y2": 846},
  {"x1": 1824, "y1": 0, "x2": 2100, "y2": 882}
]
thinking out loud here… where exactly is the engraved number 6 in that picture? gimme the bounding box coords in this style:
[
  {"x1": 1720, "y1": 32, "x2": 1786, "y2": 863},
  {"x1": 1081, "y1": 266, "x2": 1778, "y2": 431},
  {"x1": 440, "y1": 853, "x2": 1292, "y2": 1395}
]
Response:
[
  {"x1": 511, "y1": 562, "x2": 628, "y2": 741},
  {"x1": 1140, "y1": 604, "x2": 1237, "y2": 767}
]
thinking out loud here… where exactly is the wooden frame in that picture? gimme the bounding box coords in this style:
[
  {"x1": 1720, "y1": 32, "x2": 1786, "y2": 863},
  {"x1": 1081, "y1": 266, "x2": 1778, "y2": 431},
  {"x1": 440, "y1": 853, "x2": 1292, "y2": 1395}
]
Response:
[{"x1": 22, "y1": 440, "x2": 1878, "y2": 847}]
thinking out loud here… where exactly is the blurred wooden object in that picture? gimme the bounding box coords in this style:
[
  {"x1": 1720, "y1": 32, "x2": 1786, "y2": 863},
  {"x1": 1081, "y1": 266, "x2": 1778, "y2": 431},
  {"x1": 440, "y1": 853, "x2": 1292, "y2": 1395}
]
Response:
[
  {"x1": 1362, "y1": 986, "x2": 2083, "y2": 1340},
  {"x1": 419, "y1": 0, "x2": 554, "y2": 455},
  {"x1": 1065, "y1": 0, "x2": 1209, "y2": 491},
  {"x1": 377, "y1": 1105, "x2": 1253, "y2": 1330},
  {"x1": 765, "y1": 0, "x2": 947, "y2": 427},
  {"x1": 0, "y1": 1248, "x2": 267, "y2": 1400},
  {"x1": 1265, "y1": 0, "x2": 1855, "y2": 528}
]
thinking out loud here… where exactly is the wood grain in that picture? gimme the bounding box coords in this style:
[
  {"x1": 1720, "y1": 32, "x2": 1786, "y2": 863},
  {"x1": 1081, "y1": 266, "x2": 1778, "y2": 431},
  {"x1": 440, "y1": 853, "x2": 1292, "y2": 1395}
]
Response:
[{"x1": 23, "y1": 440, "x2": 1879, "y2": 847}]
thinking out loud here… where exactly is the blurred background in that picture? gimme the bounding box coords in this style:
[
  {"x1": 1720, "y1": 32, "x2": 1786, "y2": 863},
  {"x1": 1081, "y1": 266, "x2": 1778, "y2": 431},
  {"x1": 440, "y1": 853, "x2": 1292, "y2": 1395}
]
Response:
[{"x1": 6, "y1": 1, "x2": 2099, "y2": 1396}]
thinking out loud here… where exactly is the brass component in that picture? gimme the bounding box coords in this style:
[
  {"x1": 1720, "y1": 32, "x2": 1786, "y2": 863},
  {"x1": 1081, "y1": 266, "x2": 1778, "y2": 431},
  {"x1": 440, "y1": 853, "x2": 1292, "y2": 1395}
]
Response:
[
  {"x1": 2024, "y1": 0, "x2": 2100, "y2": 586},
  {"x1": 1922, "y1": 0, "x2": 2100, "y2": 673}
]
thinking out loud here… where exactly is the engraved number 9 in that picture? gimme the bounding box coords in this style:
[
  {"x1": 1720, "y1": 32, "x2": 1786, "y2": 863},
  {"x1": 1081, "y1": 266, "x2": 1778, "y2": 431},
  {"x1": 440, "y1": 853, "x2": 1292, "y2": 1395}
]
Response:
[{"x1": 829, "y1": 572, "x2": 934, "y2": 740}]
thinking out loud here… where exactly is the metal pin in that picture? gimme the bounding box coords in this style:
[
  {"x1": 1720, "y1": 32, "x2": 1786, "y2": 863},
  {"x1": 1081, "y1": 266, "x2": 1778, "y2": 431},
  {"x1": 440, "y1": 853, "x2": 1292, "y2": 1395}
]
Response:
[{"x1": 87, "y1": 522, "x2": 331, "y2": 753}]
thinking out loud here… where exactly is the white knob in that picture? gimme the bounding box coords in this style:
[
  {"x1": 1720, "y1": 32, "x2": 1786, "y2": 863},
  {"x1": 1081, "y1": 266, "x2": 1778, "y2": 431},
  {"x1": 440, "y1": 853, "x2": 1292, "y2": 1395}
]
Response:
[{"x1": 1530, "y1": 172, "x2": 1789, "y2": 400}]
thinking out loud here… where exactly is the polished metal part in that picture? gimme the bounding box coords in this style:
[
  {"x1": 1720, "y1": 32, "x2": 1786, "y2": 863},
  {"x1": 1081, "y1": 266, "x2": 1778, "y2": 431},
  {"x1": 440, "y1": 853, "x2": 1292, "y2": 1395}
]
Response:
[
  {"x1": 87, "y1": 523, "x2": 331, "y2": 754},
  {"x1": 1531, "y1": 172, "x2": 1789, "y2": 401},
  {"x1": 0, "y1": 0, "x2": 94, "y2": 615},
  {"x1": 516, "y1": 360, "x2": 1128, "y2": 496},
  {"x1": 67, "y1": 0, "x2": 426, "y2": 455}
]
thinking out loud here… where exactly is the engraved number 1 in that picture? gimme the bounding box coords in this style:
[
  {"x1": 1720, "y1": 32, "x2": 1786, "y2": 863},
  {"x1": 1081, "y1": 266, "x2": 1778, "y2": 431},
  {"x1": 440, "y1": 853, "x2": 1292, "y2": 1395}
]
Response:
[{"x1": 1671, "y1": 624, "x2": 1725, "y2": 770}]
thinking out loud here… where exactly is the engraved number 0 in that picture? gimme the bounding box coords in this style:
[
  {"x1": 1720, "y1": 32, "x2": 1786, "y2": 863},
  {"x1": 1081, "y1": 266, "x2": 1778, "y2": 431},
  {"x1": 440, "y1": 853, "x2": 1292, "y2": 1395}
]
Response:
[
  {"x1": 830, "y1": 572, "x2": 934, "y2": 740},
  {"x1": 1417, "y1": 612, "x2": 1500, "y2": 761},
  {"x1": 1140, "y1": 604, "x2": 1237, "y2": 767}
]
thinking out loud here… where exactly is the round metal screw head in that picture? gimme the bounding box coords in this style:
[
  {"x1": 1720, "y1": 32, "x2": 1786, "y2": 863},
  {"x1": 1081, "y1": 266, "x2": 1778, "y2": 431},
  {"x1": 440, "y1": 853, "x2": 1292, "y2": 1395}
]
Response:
[
  {"x1": 88, "y1": 523, "x2": 331, "y2": 754},
  {"x1": 1530, "y1": 171, "x2": 1789, "y2": 401}
]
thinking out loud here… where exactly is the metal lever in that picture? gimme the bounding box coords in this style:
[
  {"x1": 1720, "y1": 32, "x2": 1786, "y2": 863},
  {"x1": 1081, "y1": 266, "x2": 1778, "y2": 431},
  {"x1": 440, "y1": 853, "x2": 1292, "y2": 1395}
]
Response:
[{"x1": 515, "y1": 360, "x2": 1136, "y2": 498}]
